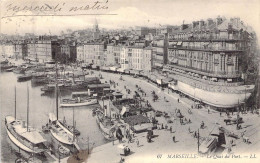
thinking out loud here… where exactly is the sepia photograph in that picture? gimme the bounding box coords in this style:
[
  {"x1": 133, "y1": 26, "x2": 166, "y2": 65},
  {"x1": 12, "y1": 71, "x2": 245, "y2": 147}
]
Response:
[{"x1": 0, "y1": 0, "x2": 260, "y2": 162}]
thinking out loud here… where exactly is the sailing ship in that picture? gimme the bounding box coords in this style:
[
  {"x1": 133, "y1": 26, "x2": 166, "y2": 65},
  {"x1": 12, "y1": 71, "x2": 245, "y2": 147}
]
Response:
[
  {"x1": 5, "y1": 86, "x2": 47, "y2": 155},
  {"x1": 48, "y1": 62, "x2": 80, "y2": 146}
]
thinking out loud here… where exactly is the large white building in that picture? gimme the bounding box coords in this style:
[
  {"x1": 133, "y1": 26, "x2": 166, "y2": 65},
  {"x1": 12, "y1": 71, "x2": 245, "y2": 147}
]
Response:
[
  {"x1": 120, "y1": 46, "x2": 152, "y2": 71},
  {"x1": 27, "y1": 40, "x2": 52, "y2": 62},
  {"x1": 3, "y1": 44, "x2": 15, "y2": 57}
]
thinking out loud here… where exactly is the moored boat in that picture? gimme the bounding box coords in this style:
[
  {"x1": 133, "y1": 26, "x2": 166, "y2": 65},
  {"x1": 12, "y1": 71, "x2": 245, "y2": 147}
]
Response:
[
  {"x1": 48, "y1": 61, "x2": 80, "y2": 148},
  {"x1": 17, "y1": 74, "x2": 32, "y2": 82},
  {"x1": 60, "y1": 98, "x2": 97, "y2": 107},
  {"x1": 48, "y1": 113, "x2": 75, "y2": 145},
  {"x1": 5, "y1": 86, "x2": 47, "y2": 155},
  {"x1": 5, "y1": 116, "x2": 47, "y2": 154}
]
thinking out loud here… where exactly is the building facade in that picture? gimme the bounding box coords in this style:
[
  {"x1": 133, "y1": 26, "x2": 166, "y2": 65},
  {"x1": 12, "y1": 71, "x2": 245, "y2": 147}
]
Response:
[
  {"x1": 84, "y1": 42, "x2": 105, "y2": 66},
  {"x1": 76, "y1": 43, "x2": 84, "y2": 62},
  {"x1": 27, "y1": 39, "x2": 52, "y2": 62},
  {"x1": 120, "y1": 46, "x2": 152, "y2": 71},
  {"x1": 167, "y1": 17, "x2": 252, "y2": 82}
]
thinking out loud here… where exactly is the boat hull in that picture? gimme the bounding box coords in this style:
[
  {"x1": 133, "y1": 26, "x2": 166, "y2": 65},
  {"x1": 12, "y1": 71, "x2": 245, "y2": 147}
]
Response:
[
  {"x1": 49, "y1": 129, "x2": 74, "y2": 145},
  {"x1": 60, "y1": 99, "x2": 97, "y2": 107},
  {"x1": 5, "y1": 125, "x2": 34, "y2": 153}
]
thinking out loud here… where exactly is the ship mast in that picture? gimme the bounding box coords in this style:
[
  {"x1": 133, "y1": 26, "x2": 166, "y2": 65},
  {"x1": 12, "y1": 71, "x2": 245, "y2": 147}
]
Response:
[
  {"x1": 27, "y1": 83, "x2": 29, "y2": 132},
  {"x1": 56, "y1": 60, "x2": 59, "y2": 120},
  {"x1": 14, "y1": 86, "x2": 16, "y2": 120}
]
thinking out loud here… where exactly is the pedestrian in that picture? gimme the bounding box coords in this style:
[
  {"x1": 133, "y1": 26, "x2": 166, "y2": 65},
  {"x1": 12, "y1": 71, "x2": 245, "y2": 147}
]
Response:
[
  {"x1": 170, "y1": 126, "x2": 172, "y2": 133},
  {"x1": 172, "y1": 135, "x2": 176, "y2": 143},
  {"x1": 194, "y1": 131, "x2": 197, "y2": 138},
  {"x1": 126, "y1": 129, "x2": 129, "y2": 139},
  {"x1": 220, "y1": 112, "x2": 222, "y2": 117},
  {"x1": 136, "y1": 138, "x2": 139, "y2": 147},
  {"x1": 161, "y1": 124, "x2": 164, "y2": 129},
  {"x1": 177, "y1": 98, "x2": 179, "y2": 103},
  {"x1": 188, "y1": 127, "x2": 191, "y2": 133},
  {"x1": 208, "y1": 109, "x2": 210, "y2": 114},
  {"x1": 128, "y1": 134, "x2": 132, "y2": 143},
  {"x1": 188, "y1": 119, "x2": 191, "y2": 123}
]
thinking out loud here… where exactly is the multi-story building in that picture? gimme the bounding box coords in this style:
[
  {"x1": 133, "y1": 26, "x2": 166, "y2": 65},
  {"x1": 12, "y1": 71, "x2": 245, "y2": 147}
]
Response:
[
  {"x1": 143, "y1": 47, "x2": 153, "y2": 72},
  {"x1": 152, "y1": 36, "x2": 168, "y2": 70},
  {"x1": 27, "y1": 38, "x2": 52, "y2": 62},
  {"x1": 131, "y1": 46, "x2": 143, "y2": 70},
  {"x1": 164, "y1": 17, "x2": 257, "y2": 109},
  {"x1": 76, "y1": 43, "x2": 84, "y2": 62},
  {"x1": 135, "y1": 27, "x2": 156, "y2": 36},
  {"x1": 120, "y1": 46, "x2": 131, "y2": 70},
  {"x1": 4, "y1": 43, "x2": 15, "y2": 57},
  {"x1": 105, "y1": 44, "x2": 122, "y2": 66},
  {"x1": 84, "y1": 42, "x2": 105, "y2": 67},
  {"x1": 69, "y1": 42, "x2": 77, "y2": 62},
  {"x1": 120, "y1": 46, "x2": 153, "y2": 72},
  {"x1": 13, "y1": 42, "x2": 23, "y2": 59}
]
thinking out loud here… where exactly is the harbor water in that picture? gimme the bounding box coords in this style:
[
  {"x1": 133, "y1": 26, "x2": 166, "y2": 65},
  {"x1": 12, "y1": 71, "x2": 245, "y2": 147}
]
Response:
[{"x1": 0, "y1": 71, "x2": 108, "y2": 162}]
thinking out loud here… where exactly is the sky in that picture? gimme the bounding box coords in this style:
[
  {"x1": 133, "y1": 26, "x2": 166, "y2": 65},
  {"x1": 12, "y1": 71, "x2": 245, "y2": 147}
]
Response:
[{"x1": 0, "y1": 0, "x2": 260, "y2": 40}]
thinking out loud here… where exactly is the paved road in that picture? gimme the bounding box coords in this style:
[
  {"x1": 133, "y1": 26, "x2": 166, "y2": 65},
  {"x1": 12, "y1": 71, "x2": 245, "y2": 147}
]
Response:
[{"x1": 84, "y1": 70, "x2": 260, "y2": 162}]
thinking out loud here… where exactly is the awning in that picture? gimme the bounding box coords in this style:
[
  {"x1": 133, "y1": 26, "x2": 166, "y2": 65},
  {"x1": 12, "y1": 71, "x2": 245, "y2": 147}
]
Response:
[{"x1": 202, "y1": 76, "x2": 207, "y2": 79}]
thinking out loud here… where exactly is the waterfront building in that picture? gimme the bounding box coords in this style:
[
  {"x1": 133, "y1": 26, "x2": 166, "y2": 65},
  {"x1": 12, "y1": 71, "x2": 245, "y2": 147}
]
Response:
[
  {"x1": 152, "y1": 36, "x2": 168, "y2": 70},
  {"x1": 69, "y1": 42, "x2": 77, "y2": 62},
  {"x1": 76, "y1": 43, "x2": 84, "y2": 62},
  {"x1": 27, "y1": 37, "x2": 52, "y2": 62},
  {"x1": 164, "y1": 17, "x2": 257, "y2": 109},
  {"x1": 131, "y1": 46, "x2": 143, "y2": 70},
  {"x1": 2, "y1": 43, "x2": 15, "y2": 58},
  {"x1": 13, "y1": 42, "x2": 23, "y2": 59},
  {"x1": 60, "y1": 43, "x2": 70, "y2": 62},
  {"x1": 120, "y1": 46, "x2": 130, "y2": 70},
  {"x1": 143, "y1": 47, "x2": 153, "y2": 72},
  {"x1": 120, "y1": 46, "x2": 153, "y2": 72},
  {"x1": 105, "y1": 44, "x2": 122, "y2": 66},
  {"x1": 83, "y1": 42, "x2": 105, "y2": 67}
]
